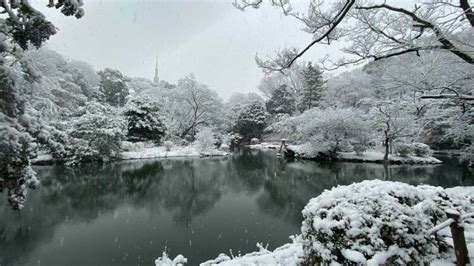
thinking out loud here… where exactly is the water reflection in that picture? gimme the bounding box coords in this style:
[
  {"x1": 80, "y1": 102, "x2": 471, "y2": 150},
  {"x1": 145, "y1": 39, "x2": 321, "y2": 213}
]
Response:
[{"x1": 0, "y1": 149, "x2": 472, "y2": 265}]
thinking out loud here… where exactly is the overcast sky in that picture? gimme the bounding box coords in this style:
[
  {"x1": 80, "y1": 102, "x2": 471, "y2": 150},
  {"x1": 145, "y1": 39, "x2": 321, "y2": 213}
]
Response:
[{"x1": 35, "y1": 0, "x2": 351, "y2": 99}]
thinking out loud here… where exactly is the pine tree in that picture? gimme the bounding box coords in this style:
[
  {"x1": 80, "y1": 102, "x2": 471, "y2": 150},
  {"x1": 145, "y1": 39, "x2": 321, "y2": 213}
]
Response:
[
  {"x1": 266, "y1": 84, "x2": 296, "y2": 115},
  {"x1": 301, "y1": 62, "x2": 325, "y2": 111},
  {"x1": 125, "y1": 98, "x2": 166, "y2": 143},
  {"x1": 98, "y1": 68, "x2": 129, "y2": 107}
]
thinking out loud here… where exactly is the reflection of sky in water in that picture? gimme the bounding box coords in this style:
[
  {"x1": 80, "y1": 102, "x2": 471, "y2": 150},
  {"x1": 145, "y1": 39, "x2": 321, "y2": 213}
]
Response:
[{"x1": 0, "y1": 150, "x2": 472, "y2": 265}]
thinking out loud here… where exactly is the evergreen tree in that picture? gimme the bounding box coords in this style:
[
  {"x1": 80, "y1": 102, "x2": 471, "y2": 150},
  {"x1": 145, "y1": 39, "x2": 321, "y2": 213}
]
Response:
[
  {"x1": 98, "y1": 68, "x2": 129, "y2": 107},
  {"x1": 125, "y1": 98, "x2": 166, "y2": 143},
  {"x1": 301, "y1": 62, "x2": 325, "y2": 111},
  {"x1": 266, "y1": 84, "x2": 296, "y2": 115},
  {"x1": 233, "y1": 101, "x2": 267, "y2": 141}
]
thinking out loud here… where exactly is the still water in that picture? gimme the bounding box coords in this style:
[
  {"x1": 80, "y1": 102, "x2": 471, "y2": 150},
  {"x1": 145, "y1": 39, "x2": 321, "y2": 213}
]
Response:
[{"x1": 1, "y1": 149, "x2": 472, "y2": 265}]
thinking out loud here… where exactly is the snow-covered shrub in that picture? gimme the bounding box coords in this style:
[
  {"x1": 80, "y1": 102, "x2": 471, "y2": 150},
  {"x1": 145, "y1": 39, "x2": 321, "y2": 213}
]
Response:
[
  {"x1": 411, "y1": 142, "x2": 432, "y2": 157},
  {"x1": 250, "y1": 138, "x2": 260, "y2": 145},
  {"x1": 395, "y1": 143, "x2": 413, "y2": 157},
  {"x1": 337, "y1": 141, "x2": 353, "y2": 152},
  {"x1": 301, "y1": 180, "x2": 473, "y2": 265},
  {"x1": 164, "y1": 141, "x2": 173, "y2": 151},
  {"x1": 120, "y1": 141, "x2": 135, "y2": 152},
  {"x1": 219, "y1": 134, "x2": 232, "y2": 150},
  {"x1": 155, "y1": 251, "x2": 187, "y2": 266},
  {"x1": 353, "y1": 143, "x2": 366, "y2": 156},
  {"x1": 184, "y1": 134, "x2": 193, "y2": 143},
  {"x1": 230, "y1": 133, "x2": 244, "y2": 149},
  {"x1": 194, "y1": 127, "x2": 217, "y2": 152}
]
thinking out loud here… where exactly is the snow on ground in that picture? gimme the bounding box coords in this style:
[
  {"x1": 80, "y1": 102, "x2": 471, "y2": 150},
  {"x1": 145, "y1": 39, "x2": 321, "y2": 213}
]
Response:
[
  {"x1": 155, "y1": 241, "x2": 304, "y2": 266},
  {"x1": 248, "y1": 142, "x2": 282, "y2": 150},
  {"x1": 120, "y1": 145, "x2": 228, "y2": 160},
  {"x1": 288, "y1": 144, "x2": 441, "y2": 164},
  {"x1": 338, "y1": 151, "x2": 442, "y2": 164},
  {"x1": 30, "y1": 153, "x2": 53, "y2": 164}
]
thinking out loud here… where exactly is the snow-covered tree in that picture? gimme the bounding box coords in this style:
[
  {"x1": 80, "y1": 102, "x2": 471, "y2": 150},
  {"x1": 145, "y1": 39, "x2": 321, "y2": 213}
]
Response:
[
  {"x1": 124, "y1": 98, "x2": 166, "y2": 143},
  {"x1": 67, "y1": 102, "x2": 126, "y2": 164},
  {"x1": 234, "y1": 0, "x2": 474, "y2": 71},
  {"x1": 98, "y1": 68, "x2": 129, "y2": 107},
  {"x1": 258, "y1": 62, "x2": 304, "y2": 97},
  {"x1": 266, "y1": 84, "x2": 296, "y2": 115},
  {"x1": 232, "y1": 101, "x2": 267, "y2": 141},
  {"x1": 194, "y1": 127, "x2": 217, "y2": 152},
  {"x1": 369, "y1": 101, "x2": 418, "y2": 160},
  {"x1": 224, "y1": 92, "x2": 264, "y2": 132},
  {"x1": 271, "y1": 107, "x2": 372, "y2": 155},
  {"x1": 168, "y1": 74, "x2": 223, "y2": 139},
  {"x1": 300, "y1": 62, "x2": 325, "y2": 111},
  {"x1": 226, "y1": 92, "x2": 264, "y2": 108},
  {"x1": 0, "y1": 0, "x2": 84, "y2": 206}
]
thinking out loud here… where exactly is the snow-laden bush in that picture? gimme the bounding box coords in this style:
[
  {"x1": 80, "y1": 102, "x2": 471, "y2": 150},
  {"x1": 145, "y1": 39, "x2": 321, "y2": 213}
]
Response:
[
  {"x1": 412, "y1": 142, "x2": 432, "y2": 157},
  {"x1": 164, "y1": 141, "x2": 173, "y2": 151},
  {"x1": 194, "y1": 127, "x2": 217, "y2": 152},
  {"x1": 353, "y1": 143, "x2": 366, "y2": 156},
  {"x1": 155, "y1": 251, "x2": 187, "y2": 266},
  {"x1": 250, "y1": 138, "x2": 260, "y2": 145},
  {"x1": 301, "y1": 180, "x2": 473, "y2": 265},
  {"x1": 395, "y1": 143, "x2": 413, "y2": 157}
]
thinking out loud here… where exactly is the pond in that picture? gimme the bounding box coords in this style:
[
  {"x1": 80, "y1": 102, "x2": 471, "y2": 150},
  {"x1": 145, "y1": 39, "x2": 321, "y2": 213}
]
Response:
[{"x1": 1, "y1": 148, "x2": 472, "y2": 265}]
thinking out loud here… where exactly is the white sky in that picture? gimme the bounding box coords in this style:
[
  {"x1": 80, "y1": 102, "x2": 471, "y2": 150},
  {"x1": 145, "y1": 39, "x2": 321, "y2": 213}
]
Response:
[{"x1": 34, "y1": 0, "x2": 404, "y2": 99}]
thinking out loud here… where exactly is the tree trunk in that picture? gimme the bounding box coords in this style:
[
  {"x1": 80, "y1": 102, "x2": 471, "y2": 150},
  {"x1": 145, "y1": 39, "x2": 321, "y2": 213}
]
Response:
[{"x1": 383, "y1": 137, "x2": 390, "y2": 161}]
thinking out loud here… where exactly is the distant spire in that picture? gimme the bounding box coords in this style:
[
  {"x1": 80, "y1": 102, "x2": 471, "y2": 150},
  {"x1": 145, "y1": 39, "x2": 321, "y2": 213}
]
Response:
[{"x1": 154, "y1": 56, "x2": 159, "y2": 84}]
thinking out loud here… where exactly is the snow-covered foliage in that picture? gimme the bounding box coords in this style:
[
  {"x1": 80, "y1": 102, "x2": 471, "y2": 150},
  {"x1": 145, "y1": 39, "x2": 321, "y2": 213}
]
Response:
[
  {"x1": 164, "y1": 140, "x2": 173, "y2": 151},
  {"x1": 163, "y1": 74, "x2": 223, "y2": 139},
  {"x1": 201, "y1": 240, "x2": 304, "y2": 265},
  {"x1": 300, "y1": 62, "x2": 324, "y2": 111},
  {"x1": 124, "y1": 97, "x2": 166, "y2": 143},
  {"x1": 155, "y1": 252, "x2": 187, "y2": 266},
  {"x1": 395, "y1": 143, "x2": 413, "y2": 157},
  {"x1": 266, "y1": 84, "x2": 295, "y2": 115},
  {"x1": 98, "y1": 68, "x2": 129, "y2": 107},
  {"x1": 301, "y1": 180, "x2": 474, "y2": 265},
  {"x1": 271, "y1": 107, "x2": 372, "y2": 154},
  {"x1": 1, "y1": 0, "x2": 84, "y2": 209},
  {"x1": 120, "y1": 143, "x2": 227, "y2": 160},
  {"x1": 232, "y1": 101, "x2": 267, "y2": 142},
  {"x1": 194, "y1": 127, "x2": 217, "y2": 152},
  {"x1": 235, "y1": 0, "x2": 474, "y2": 69},
  {"x1": 66, "y1": 102, "x2": 126, "y2": 165}
]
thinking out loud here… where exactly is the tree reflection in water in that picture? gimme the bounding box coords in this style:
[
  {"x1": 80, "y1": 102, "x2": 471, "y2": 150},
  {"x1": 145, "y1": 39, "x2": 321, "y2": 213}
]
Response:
[{"x1": 0, "y1": 149, "x2": 471, "y2": 265}]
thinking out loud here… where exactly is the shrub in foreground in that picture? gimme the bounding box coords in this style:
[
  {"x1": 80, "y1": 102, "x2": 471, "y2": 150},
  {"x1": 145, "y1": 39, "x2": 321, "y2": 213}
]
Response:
[{"x1": 301, "y1": 180, "x2": 473, "y2": 265}]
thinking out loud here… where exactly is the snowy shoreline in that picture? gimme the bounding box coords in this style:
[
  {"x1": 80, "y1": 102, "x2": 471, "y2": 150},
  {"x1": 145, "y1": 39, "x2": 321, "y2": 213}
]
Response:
[
  {"x1": 119, "y1": 145, "x2": 229, "y2": 160},
  {"x1": 31, "y1": 145, "x2": 229, "y2": 165},
  {"x1": 249, "y1": 142, "x2": 442, "y2": 164}
]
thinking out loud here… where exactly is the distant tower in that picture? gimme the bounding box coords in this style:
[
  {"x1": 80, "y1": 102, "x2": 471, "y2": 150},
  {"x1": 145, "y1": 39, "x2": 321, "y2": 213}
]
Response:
[{"x1": 153, "y1": 57, "x2": 159, "y2": 84}]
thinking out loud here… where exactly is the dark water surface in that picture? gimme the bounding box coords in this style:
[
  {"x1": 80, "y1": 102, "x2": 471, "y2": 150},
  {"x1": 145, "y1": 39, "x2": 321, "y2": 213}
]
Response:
[{"x1": 1, "y1": 149, "x2": 472, "y2": 265}]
